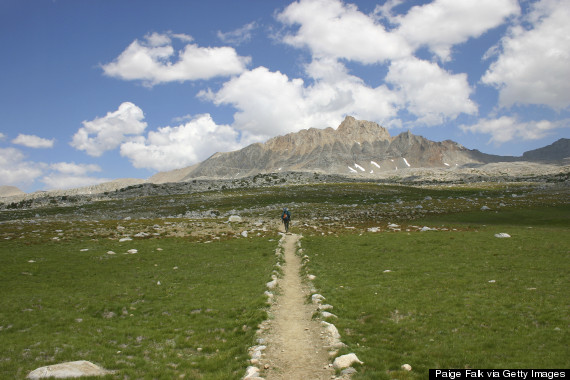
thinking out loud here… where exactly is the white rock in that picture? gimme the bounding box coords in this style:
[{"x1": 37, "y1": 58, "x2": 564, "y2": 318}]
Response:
[
  {"x1": 27, "y1": 360, "x2": 113, "y2": 379},
  {"x1": 481, "y1": 205, "x2": 491, "y2": 211},
  {"x1": 322, "y1": 321, "x2": 341, "y2": 340},
  {"x1": 333, "y1": 353, "x2": 363, "y2": 370},
  {"x1": 307, "y1": 274, "x2": 316, "y2": 280},
  {"x1": 311, "y1": 294, "x2": 325, "y2": 304},
  {"x1": 367, "y1": 227, "x2": 380, "y2": 232},
  {"x1": 127, "y1": 249, "x2": 138, "y2": 254},
  {"x1": 402, "y1": 363, "x2": 412, "y2": 371},
  {"x1": 494, "y1": 233, "x2": 511, "y2": 238},
  {"x1": 106, "y1": 251, "x2": 116, "y2": 255},
  {"x1": 241, "y1": 231, "x2": 248, "y2": 238},
  {"x1": 266, "y1": 279, "x2": 277, "y2": 289},
  {"x1": 228, "y1": 215, "x2": 242, "y2": 223},
  {"x1": 321, "y1": 311, "x2": 337, "y2": 318},
  {"x1": 157, "y1": 281, "x2": 161, "y2": 285},
  {"x1": 119, "y1": 237, "x2": 132, "y2": 242},
  {"x1": 244, "y1": 366, "x2": 260, "y2": 379}
]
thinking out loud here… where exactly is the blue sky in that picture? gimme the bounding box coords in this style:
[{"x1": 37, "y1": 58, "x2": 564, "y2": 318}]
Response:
[{"x1": 1, "y1": 0, "x2": 569, "y2": 192}]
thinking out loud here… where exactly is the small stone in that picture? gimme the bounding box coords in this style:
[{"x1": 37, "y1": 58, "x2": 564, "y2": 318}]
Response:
[
  {"x1": 333, "y1": 353, "x2": 363, "y2": 369},
  {"x1": 402, "y1": 363, "x2": 412, "y2": 371}
]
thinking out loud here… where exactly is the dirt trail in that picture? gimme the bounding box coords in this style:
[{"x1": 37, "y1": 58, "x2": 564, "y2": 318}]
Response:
[{"x1": 259, "y1": 233, "x2": 334, "y2": 380}]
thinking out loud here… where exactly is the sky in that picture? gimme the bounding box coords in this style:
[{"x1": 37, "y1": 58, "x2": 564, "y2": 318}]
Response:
[{"x1": 1, "y1": 0, "x2": 569, "y2": 193}]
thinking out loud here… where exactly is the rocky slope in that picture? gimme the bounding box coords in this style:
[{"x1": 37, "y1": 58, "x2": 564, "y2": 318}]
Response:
[
  {"x1": 153, "y1": 116, "x2": 523, "y2": 182},
  {"x1": 522, "y1": 138, "x2": 570, "y2": 161}
]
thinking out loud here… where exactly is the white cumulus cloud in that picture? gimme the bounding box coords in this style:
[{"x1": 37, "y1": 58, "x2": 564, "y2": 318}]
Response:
[
  {"x1": 71, "y1": 102, "x2": 147, "y2": 157},
  {"x1": 41, "y1": 162, "x2": 109, "y2": 190},
  {"x1": 0, "y1": 148, "x2": 43, "y2": 187},
  {"x1": 277, "y1": 0, "x2": 411, "y2": 63},
  {"x1": 460, "y1": 116, "x2": 568, "y2": 144},
  {"x1": 12, "y1": 134, "x2": 55, "y2": 148},
  {"x1": 482, "y1": 0, "x2": 570, "y2": 109},
  {"x1": 386, "y1": 57, "x2": 477, "y2": 125},
  {"x1": 119, "y1": 114, "x2": 254, "y2": 172},
  {"x1": 393, "y1": 0, "x2": 519, "y2": 61},
  {"x1": 203, "y1": 62, "x2": 400, "y2": 137},
  {"x1": 102, "y1": 32, "x2": 251, "y2": 86}
]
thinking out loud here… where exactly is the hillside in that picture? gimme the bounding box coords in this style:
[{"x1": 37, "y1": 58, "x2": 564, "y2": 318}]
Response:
[{"x1": 152, "y1": 116, "x2": 521, "y2": 182}]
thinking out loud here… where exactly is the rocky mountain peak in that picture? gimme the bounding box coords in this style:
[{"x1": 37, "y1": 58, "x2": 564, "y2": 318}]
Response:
[
  {"x1": 336, "y1": 116, "x2": 391, "y2": 143},
  {"x1": 146, "y1": 117, "x2": 568, "y2": 183}
]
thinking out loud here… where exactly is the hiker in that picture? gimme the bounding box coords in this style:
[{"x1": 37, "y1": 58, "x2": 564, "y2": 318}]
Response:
[{"x1": 281, "y1": 207, "x2": 291, "y2": 233}]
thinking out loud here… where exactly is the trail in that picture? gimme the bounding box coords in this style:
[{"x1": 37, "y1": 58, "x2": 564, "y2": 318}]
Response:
[{"x1": 259, "y1": 233, "x2": 334, "y2": 380}]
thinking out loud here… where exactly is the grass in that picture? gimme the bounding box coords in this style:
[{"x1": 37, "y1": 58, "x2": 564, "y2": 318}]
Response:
[
  {"x1": 302, "y1": 206, "x2": 569, "y2": 379},
  {"x1": 0, "y1": 234, "x2": 277, "y2": 379},
  {"x1": 1, "y1": 181, "x2": 568, "y2": 379}
]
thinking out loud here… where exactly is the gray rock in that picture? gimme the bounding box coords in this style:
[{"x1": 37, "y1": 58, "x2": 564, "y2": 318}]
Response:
[{"x1": 27, "y1": 360, "x2": 113, "y2": 379}]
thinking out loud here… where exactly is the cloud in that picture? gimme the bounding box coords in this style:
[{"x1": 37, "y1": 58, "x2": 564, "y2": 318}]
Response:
[
  {"x1": 482, "y1": 0, "x2": 570, "y2": 110},
  {"x1": 202, "y1": 62, "x2": 399, "y2": 137},
  {"x1": 71, "y1": 102, "x2": 147, "y2": 157},
  {"x1": 386, "y1": 57, "x2": 477, "y2": 125},
  {"x1": 460, "y1": 116, "x2": 568, "y2": 144},
  {"x1": 0, "y1": 148, "x2": 43, "y2": 187},
  {"x1": 102, "y1": 32, "x2": 251, "y2": 86},
  {"x1": 119, "y1": 114, "x2": 254, "y2": 172},
  {"x1": 217, "y1": 22, "x2": 257, "y2": 45},
  {"x1": 277, "y1": 0, "x2": 411, "y2": 63},
  {"x1": 393, "y1": 0, "x2": 519, "y2": 61},
  {"x1": 12, "y1": 134, "x2": 55, "y2": 148},
  {"x1": 41, "y1": 162, "x2": 108, "y2": 190}
]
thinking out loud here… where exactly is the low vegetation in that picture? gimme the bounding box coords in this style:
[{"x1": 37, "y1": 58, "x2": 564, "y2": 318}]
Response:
[
  {"x1": 0, "y1": 235, "x2": 276, "y2": 379},
  {"x1": 0, "y1": 179, "x2": 568, "y2": 378},
  {"x1": 302, "y1": 206, "x2": 569, "y2": 378}
]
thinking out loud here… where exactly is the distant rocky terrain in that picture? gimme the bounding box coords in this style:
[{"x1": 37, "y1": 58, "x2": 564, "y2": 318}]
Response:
[
  {"x1": 1, "y1": 117, "x2": 568, "y2": 207},
  {"x1": 151, "y1": 116, "x2": 568, "y2": 182}
]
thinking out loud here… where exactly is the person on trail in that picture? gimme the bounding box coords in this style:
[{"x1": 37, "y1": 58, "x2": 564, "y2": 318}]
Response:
[{"x1": 281, "y1": 207, "x2": 291, "y2": 233}]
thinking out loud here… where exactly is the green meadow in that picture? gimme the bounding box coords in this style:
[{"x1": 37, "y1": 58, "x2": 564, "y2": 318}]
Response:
[
  {"x1": 0, "y1": 181, "x2": 568, "y2": 379},
  {"x1": 0, "y1": 235, "x2": 276, "y2": 379},
  {"x1": 302, "y1": 205, "x2": 569, "y2": 379}
]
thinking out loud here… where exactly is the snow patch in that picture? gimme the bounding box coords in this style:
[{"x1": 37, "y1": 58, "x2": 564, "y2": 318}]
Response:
[
  {"x1": 354, "y1": 163, "x2": 365, "y2": 172},
  {"x1": 371, "y1": 161, "x2": 380, "y2": 168},
  {"x1": 403, "y1": 158, "x2": 411, "y2": 167},
  {"x1": 348, "y1": 166, "x2": 357, "y2": 173}
]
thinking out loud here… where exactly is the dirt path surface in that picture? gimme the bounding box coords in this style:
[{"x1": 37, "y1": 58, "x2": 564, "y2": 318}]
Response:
[{"x1": 259, "y1": 233, "x2": 334, "y2": 380}]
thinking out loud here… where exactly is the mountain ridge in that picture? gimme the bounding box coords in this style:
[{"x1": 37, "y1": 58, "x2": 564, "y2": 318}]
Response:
[{"x1": 156, "y1": 116, "x2": 543, "y2": 182}]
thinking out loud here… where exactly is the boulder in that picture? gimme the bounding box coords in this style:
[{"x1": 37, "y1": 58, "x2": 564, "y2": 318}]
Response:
[
  {"x1": 333, "y1": 353, "x2": 363, "y2": 370},
  {"x1": 27, "y1": 361, "x2": 113, "y2": 379},
  {"x1": 494, "y1": 233, "x2": 511, "y2": 238},
  {"x1": 229, "y1": 215, "x2": 242, "y2": 222}
]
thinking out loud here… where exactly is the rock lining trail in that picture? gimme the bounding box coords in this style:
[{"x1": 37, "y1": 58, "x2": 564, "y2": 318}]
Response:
[{"x1": 258, "y1": 233, "x2": 335, "y2": 380}]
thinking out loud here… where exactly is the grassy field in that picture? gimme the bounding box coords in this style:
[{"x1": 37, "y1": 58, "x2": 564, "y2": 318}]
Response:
[
  {"x1": 302, "y1": 205, "x2": 569, "y2": 379},
  {"x1": 0, "y1": 181, "x2": 568, "y2": 379},
  {"x1": 0, "y1": 233, "x2": 277, "y2": 379}
]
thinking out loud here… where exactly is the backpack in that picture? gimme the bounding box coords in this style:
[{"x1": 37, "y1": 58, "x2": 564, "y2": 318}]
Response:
[{"x1": 282, "y1": 211, "x2": 290, "y2": 220}]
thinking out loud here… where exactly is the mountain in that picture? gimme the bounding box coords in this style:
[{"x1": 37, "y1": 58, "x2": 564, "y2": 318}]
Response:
[
  {"x1": 0, "y1": 186, "x2": 24, "y2": 197},
  {"x1": 522, "y1": 138, "x2": 570, "y2": 161},
  {"x1": 151, "y1": 116, "x2": 523, "y2": 182}
]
